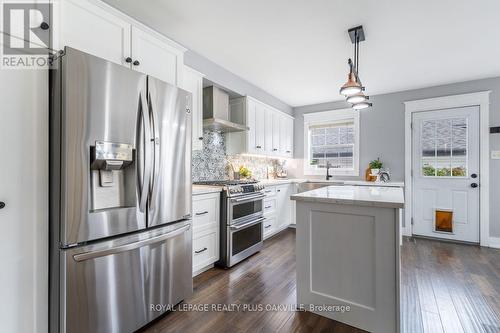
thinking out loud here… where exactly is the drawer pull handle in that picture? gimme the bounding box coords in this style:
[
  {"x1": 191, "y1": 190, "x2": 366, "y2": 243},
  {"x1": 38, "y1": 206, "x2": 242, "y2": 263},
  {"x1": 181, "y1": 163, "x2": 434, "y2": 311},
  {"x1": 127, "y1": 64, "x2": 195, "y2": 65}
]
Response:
[
  {"x1": 265, "y1": 206, "x2": 272, "y2": 209},
  {"x1": 265, "y1": 190, "x2": 272, "y2": 193},
  {"x1": 265, "y1": 225, "x2": 272, "y2": 229},
  {"x1": 195, "y1": 247, "x2": 208, "y2": 254},
  {"x1": 195, "y1": 211, "x2": 209, "y2": 216}
]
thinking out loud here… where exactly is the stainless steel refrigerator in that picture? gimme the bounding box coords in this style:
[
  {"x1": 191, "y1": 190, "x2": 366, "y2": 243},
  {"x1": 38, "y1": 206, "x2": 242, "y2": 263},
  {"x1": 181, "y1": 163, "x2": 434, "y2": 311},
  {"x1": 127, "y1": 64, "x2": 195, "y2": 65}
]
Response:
[{"x1": 49, "y1": 47, "x2": 193, "y2": 333}]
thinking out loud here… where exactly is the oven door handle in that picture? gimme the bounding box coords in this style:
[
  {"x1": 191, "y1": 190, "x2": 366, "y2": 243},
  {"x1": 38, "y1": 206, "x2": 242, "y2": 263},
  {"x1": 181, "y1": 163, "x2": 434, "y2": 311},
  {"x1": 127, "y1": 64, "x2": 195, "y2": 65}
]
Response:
[
  {"x1": 231, "y1": 194, "x2": 265, "y2": 203},
  {"x1": 230, "y1": 217, "x2": 265, "y2": 230}
]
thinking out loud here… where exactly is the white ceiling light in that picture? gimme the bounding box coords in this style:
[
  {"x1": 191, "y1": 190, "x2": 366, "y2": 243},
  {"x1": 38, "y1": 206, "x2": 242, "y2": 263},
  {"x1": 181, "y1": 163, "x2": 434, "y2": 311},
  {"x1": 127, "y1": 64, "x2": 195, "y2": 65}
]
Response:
[
  {"x1": 352, "y1": 101, "x2": 373, "y2": 110},
  {"x1": 346, "y1": 92, "x2": 369, "y2": 104},
  {"x1": 340, "y1": 26, "x2": 372, "y2": 110}
]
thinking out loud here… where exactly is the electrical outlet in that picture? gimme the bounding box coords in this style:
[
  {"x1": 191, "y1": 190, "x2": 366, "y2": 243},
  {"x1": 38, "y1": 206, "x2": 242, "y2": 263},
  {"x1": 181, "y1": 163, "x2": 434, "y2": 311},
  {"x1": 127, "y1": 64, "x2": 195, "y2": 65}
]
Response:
[{"x1": 491, "y1": 151, "x2": 500, "y2": 159}]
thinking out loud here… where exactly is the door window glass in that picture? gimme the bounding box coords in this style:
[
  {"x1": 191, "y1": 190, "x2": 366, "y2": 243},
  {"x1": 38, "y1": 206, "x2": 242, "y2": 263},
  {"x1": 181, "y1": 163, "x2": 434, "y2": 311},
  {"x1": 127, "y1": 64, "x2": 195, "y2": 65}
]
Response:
[{"x1": 421, "y1": 117, "x2": 467, "y2": 177}]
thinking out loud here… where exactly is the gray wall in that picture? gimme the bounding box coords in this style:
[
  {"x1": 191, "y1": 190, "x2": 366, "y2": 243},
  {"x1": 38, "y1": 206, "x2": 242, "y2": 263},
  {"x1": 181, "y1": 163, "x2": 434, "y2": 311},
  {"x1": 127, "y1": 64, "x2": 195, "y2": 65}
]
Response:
[
  {"x1": 292, "y1": 76, "x2": 500, "y2": 238},
  {"x1": 184, "y1": 50, "x2": 293, "y2": 115}
]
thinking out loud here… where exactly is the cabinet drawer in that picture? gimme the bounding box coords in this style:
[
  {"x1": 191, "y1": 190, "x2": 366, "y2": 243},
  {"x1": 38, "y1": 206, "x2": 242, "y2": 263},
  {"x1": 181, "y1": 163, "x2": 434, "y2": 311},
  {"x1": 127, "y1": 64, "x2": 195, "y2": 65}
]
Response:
[
  {"x1": 263, "y1": 216, "x2": 276, "y2": 238},
  {"x1": 263, "y1": 186, "x2": 276, "y2": 197},
  {"x1": 192, "y1": 193, "x2": 219, "y2": 232},
  {"x1": 193, "y1": 231, "x2": 219, "y2": 274},
  {"x1": 263, "y1": 198, "x2": 277, "y2": 215}
]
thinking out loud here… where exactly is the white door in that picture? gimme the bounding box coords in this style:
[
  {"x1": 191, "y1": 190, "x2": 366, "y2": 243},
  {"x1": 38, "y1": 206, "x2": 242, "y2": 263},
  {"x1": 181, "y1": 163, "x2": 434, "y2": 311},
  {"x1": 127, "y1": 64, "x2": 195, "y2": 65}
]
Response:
[
  {"x1": 412, "y1": 107, "x2": 480, "y2": 242},
  {"x1": 131, "y1": 26, "x2": 182, "y2": 85},
  {"x1": 0, "y1": 67, "x2": 48, "y2": 332}
]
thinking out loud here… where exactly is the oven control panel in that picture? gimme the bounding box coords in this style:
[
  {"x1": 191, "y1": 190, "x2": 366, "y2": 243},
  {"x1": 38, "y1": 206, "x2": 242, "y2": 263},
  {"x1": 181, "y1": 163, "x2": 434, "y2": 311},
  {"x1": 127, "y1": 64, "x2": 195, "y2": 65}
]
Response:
[{"x1": 228, "y1": 184, "x2": 264, "y2": 195}]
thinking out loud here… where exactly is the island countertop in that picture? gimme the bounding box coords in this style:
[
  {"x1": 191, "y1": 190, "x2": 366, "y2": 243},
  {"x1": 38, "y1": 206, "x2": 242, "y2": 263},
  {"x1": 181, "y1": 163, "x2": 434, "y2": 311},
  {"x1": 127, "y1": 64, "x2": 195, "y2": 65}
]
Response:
[{"x1": 291, "y1": 185, "x2": 404, "y2": 209}]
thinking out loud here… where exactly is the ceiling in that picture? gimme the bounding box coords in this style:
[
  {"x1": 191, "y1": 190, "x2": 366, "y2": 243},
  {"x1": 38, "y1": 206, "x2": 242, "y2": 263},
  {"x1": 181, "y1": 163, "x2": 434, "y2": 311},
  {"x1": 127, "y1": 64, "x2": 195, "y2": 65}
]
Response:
[{"x1": 103, "y1": 0, "x2": 500, "y2": 107}]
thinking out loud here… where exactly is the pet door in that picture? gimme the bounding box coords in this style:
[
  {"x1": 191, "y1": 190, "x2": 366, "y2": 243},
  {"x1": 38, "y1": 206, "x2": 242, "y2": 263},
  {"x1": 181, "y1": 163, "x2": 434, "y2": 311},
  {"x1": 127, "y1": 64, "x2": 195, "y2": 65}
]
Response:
[{"x1": 435, "y1": 209, "x2": 453, "y2": 233}]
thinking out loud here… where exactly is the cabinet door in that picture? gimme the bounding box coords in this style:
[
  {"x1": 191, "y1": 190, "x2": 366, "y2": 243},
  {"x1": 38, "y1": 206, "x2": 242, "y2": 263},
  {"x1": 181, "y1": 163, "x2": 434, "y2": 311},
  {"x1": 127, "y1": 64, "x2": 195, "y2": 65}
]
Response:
[
  {"x1": 264, "y1": 108, "x2": 274, "y2": 154},
  {"x1": 56, "y1": 0, "x2": 131, "y2": 67},
  {"x1": 182, "y1": 66, "x2": 204, "y2": 151},
  {"x1": 255, "y1": 102, "x2": 266, "y2": 153},
  {"x1": 285, "y1": 117, "x2": 294, "y2": 157},
  {"x1": 272, "y1": 111, "x2": 280, "y2": 156},
  {"x1": 131, "y1": 26, "x2": 182, "y2": 85},
  {"x1": 276, "y1": 185, "x2": 291, "y2": 227},
  {"x1": 279, "y1": 114, "x2": 287, "y2": 156},
  {"x1": 246, "y1": 99, "x2": 258, "y2": 154}
]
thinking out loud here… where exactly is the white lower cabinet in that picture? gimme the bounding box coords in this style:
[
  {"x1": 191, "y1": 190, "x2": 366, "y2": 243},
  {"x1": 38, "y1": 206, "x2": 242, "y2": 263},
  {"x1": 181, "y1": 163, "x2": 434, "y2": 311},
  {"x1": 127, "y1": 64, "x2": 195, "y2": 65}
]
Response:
[
  {"x1": 263, "y1": 184, "x2": 294, "y2": 240},
  {"x1": 193, "y1": 230, "x2": 218, "y2": 274},
  {"x1": 192, "y1": 192, "x2": 220, "y2": 276}
]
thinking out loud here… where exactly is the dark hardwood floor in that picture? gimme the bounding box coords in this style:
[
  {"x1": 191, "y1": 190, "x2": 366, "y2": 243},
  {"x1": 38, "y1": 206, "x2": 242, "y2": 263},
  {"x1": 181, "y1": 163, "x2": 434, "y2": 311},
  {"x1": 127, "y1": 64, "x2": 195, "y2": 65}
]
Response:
[{"x1": 140, "y1": 229, "x2": 500, "y2": 333}]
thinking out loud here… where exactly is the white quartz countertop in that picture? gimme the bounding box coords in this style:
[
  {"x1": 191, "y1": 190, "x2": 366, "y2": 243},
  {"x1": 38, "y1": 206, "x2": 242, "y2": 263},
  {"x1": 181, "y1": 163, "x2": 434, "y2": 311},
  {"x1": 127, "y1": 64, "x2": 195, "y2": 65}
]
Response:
[
  {"x1": 257, "y1": 178, "x2": 404, "y2": 188},
  {"x1": 192, "y1": 185, "x2": 223, "y2": 195},
  {"x1": 291, "y1": 185, "x2": 405, "y2": 209}
]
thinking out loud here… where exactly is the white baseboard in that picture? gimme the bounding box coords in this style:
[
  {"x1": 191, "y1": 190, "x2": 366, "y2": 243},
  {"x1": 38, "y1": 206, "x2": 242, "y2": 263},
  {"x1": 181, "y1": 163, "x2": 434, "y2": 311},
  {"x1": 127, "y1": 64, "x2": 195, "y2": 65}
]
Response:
[{"x1": 489, "y1": 237, "x2": 500, "y2": 249}]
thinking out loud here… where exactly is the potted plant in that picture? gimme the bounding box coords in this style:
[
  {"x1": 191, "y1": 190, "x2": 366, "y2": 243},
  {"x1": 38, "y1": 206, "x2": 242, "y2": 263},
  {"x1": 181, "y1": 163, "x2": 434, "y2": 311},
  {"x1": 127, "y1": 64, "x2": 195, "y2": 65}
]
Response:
[{"x1": 369, "y1": 158, "x2": 383, "y2": 176}]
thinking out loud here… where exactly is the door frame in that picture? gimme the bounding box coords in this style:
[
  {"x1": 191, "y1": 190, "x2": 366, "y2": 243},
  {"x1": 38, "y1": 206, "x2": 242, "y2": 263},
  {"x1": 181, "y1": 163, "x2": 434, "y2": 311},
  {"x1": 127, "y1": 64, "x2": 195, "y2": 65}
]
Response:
[{"x1": 404, "y1": 91, "x2": 490, "y2": 246}]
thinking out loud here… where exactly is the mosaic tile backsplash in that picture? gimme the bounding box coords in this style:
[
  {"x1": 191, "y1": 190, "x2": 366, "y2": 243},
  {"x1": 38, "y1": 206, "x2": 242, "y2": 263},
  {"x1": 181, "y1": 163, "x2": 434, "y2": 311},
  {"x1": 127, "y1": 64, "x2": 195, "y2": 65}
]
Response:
[{"x1": 192, "y1": 131, "x2": 284, "y2": 182}]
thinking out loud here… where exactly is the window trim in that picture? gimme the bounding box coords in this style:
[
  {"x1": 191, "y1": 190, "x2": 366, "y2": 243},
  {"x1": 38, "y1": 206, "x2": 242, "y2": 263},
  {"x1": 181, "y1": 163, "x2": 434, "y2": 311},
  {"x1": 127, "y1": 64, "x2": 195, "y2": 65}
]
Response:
[{"x1": 303, "y1": 108, "x2": 360, "y2": 176}]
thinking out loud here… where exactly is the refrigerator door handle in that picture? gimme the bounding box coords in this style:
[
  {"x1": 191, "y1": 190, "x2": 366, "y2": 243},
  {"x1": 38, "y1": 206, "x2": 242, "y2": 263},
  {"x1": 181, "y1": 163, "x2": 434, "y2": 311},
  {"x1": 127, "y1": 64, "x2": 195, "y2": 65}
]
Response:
[
  {"x1": 148, "y1": 88, "x2": 160, "y2": 209},
  {"x1": 72, "y1": 223, "x2": 191, "y2": 262},
  {"x1": 137, "y1": 90, "x2": 152, "y2": 213}
]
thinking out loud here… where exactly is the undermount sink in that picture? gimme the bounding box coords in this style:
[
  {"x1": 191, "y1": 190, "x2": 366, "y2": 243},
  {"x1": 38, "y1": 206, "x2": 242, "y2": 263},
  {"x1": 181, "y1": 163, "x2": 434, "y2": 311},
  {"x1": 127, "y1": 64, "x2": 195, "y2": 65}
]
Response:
[{"x1": 297, "y1": 181, "x2": 344, "y2": 193}]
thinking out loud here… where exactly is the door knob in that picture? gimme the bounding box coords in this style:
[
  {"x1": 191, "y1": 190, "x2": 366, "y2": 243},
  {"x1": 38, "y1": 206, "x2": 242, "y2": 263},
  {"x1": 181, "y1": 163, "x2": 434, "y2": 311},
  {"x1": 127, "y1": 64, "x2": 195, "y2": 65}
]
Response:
[
  {"x1": 125, "y1": 57, "x2": 132, "y2": 63},
  {"x1": 471, "y1": 183, "x2": 478, "y2": 188},
  {"x1": 471, "y1": 173, "x2": 478, "y2": 179},
  {"x1": 0, "y1": 201, "x2": 5, "y2": 209},
  {"x1": 40, "y1": 22, "x2": 49, "y2": 30},
  {"x1": 133, "y1": 60, "x2": 140, "y2": 66}
]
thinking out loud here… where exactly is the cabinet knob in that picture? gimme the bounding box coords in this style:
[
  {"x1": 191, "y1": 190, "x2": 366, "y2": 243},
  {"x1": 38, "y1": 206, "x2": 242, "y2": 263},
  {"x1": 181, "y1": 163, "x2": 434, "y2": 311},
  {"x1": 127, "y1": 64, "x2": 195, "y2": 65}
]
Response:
[
  {"x1": 125, "y1": 57, "x2": 132, "y2": 63},
  {"x1": 471, "y1": 183, "x2": 478, "y2": 188},
  {"x1": 198, "y1": 137, "x2": 203, "y2": 141},
  {"x1": 40, "y1": 22, "x2": 49, "y2": 30},
  {"x1": 133, "y1": 60, "x2": 140, "y2": 66},
  {"x1": 256, "y1": 145, "x2": 262, "y2": 149},
  {"x1": 0, "y1": 201, "x2": 5, "y2": 209},
  {"x1": 471, "y1": 173, "x2": 478, "y2": 179},
  {"x1": 273, "y1": 148, "x2": 278, "y2": 151}
]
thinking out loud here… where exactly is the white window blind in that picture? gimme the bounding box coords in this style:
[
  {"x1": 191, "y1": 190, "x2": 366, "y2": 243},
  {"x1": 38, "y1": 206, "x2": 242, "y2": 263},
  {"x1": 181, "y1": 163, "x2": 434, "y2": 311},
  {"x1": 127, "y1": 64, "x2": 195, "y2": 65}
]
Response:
[{"x1": 303, "y1": 109, "x2": 359, "y2": 176}]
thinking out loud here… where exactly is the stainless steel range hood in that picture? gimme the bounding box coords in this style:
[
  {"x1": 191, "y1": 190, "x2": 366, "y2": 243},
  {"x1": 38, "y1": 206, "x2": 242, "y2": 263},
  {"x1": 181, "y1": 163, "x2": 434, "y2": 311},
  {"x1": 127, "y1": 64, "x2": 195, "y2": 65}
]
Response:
[{"x1": 203, "y1": 86, "x2": 249, "y2": 133}]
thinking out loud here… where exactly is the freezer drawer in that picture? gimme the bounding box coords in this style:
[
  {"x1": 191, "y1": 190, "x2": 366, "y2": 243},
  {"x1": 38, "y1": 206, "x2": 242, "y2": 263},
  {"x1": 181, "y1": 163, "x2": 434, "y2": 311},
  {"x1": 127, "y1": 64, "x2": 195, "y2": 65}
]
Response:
[{"x1": 60, "y1": 221, "x2": 192, "y2": 333}]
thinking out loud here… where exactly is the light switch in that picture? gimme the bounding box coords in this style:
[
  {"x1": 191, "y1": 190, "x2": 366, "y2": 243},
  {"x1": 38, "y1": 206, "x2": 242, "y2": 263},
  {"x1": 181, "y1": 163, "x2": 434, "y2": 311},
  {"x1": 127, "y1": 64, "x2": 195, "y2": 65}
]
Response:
[{"x1": 491, "y1": 151, "x2": 500, "y2": 159}]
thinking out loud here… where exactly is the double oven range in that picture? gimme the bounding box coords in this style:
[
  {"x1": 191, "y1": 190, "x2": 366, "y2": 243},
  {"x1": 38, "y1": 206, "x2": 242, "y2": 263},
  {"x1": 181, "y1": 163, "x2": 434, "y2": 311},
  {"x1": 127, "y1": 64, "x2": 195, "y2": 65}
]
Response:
[{"x1": 194, "y1": 180, "x2": 265, "y2": 267}]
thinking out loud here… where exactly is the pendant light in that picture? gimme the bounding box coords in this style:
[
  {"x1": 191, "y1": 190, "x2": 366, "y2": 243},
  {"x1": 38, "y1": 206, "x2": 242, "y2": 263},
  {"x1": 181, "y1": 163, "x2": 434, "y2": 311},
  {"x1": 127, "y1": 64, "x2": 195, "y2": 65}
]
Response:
[
  {"x1": 339, "y1": 59, "x2": 362, "y2": 96},
  {"x1": 346, "y1": 92, "x2": 369, "y2": 104},
  {"x1": 340, "y1": 26, "x2": 372, "y2": 110}
]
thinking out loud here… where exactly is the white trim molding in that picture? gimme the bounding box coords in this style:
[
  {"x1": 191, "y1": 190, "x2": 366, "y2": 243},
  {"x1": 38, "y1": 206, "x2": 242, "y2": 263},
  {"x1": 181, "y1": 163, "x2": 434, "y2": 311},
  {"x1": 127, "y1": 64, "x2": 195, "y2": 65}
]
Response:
[
  {"x1": 303, "y1": 108, "x2": 360, "y2": 176},
  {"x1": 404, "y1": 91, "x2": 491, "y2": 246},
  {"x1": 488, "y1": 237, "x2": 500, "y2": 249}
]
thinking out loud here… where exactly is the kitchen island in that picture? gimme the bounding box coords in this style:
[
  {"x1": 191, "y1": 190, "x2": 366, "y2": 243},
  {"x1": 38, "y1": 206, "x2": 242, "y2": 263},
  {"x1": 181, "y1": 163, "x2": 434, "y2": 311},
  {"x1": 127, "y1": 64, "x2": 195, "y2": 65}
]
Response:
[{"x1": 291, "y1": 185, "x2": 404, "y2": 333}]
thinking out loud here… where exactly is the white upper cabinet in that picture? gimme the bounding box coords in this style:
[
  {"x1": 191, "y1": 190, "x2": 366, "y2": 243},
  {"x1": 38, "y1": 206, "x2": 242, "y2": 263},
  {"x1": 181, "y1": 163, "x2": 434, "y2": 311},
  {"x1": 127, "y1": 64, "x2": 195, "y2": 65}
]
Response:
[
  {"x1": 264, "y1": 107, "x2": 274, "y2": 155},
  {"x1": 284, "y1": 117, "x2": 294, "y2": 158},
  {"x1": 181, "y1": 66, "x2": 204, "y2": 151},
  {"x1": 226, "y1": 96, "x2": 294, "y2": 158},
  {"x1": 131, "y1": 26, "x2": 183, "y2": 85},
  {"x1": 54, "y1": 0, "x2": 185, "y2": 85},
  {"x1": 55, "y1": 0, "x2": 131, "y2": 66},
  {"x1": 272, "y1": 111, "x2": 281, "y2": 155},
  {"x1": 254, "y1": 102, "x2": 266, "y2": 152}
]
